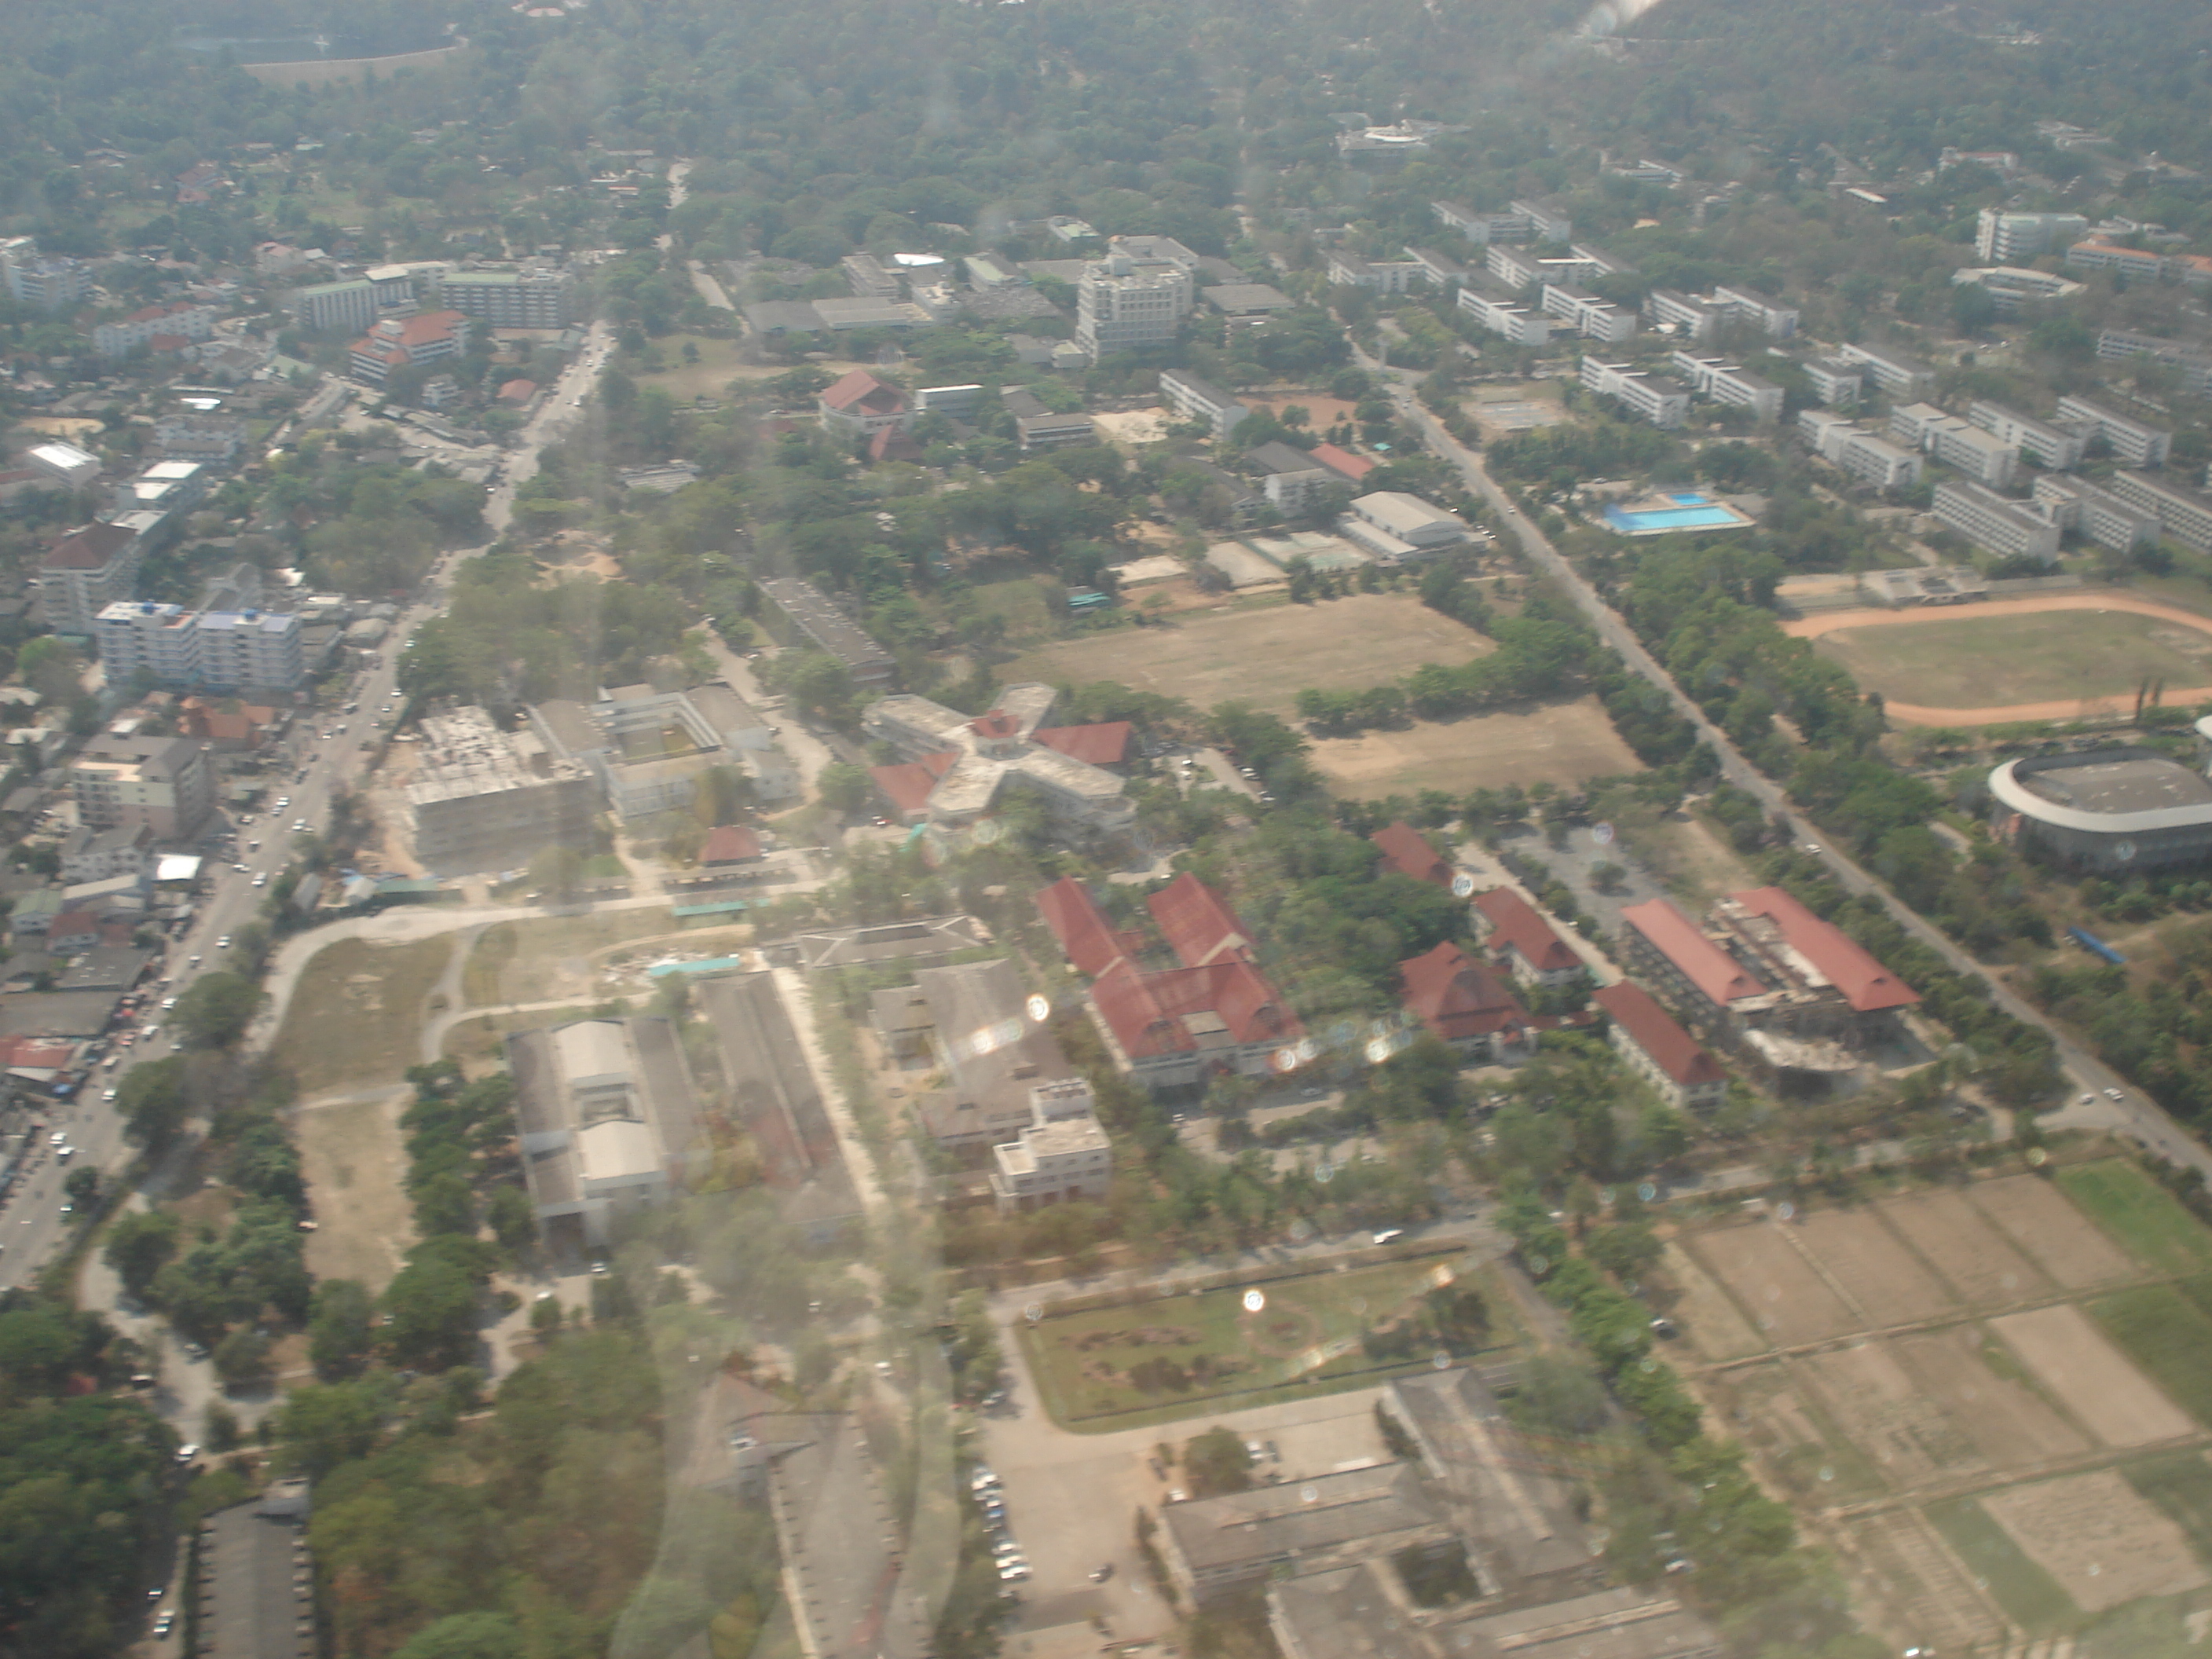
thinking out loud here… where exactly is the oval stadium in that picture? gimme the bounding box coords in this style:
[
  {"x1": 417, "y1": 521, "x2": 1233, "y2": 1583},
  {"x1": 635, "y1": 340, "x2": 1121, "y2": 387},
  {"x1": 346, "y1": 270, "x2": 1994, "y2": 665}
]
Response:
[{"x1": 1989, "y1": 738, "x2": 2212, "y2": 873}]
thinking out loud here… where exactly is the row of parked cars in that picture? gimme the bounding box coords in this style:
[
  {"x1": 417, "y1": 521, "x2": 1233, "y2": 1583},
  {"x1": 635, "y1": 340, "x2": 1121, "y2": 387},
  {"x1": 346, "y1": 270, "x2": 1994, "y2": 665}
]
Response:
[{"x1": 971, "y1": 1466, "x2": 1028, "y2": 1582}]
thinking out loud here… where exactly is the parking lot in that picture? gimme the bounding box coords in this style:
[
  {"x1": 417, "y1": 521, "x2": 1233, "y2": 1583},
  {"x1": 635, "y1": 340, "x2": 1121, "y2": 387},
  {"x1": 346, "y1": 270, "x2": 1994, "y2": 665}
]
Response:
[{"x1": 974, "y1": 1335, "x2": 1397, "y2": 1644}]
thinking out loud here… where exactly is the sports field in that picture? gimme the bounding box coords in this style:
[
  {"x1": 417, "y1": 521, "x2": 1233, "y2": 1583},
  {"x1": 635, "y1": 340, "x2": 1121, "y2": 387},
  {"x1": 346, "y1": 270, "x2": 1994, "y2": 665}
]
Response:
[
  {"x1": 1002, "y1": 591, "x2": 1489, "y2": 717},
  {"x1": 1786, "y1": 593, "x2": 2212, "y2": 724},
  {"x1": 1016, "y1": 1254, "x2": 1508, "y2": 1429},
  {"x1": 1306, "y1": 698, "x2": 1643, "y2": 797}
]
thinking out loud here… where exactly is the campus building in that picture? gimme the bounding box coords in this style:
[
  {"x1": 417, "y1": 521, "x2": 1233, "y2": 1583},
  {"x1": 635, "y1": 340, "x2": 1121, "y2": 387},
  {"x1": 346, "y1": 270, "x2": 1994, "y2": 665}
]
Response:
[
  {"x1": 2097, "y1": 329, "x2": 2212, "y2": 394},
  {"x1": 2031, "y1": 476, "x2": 2159, "y2": 553},
  {"x1": 2053, "y1": 394, "x2": 2172, "y2": 467},
  {"x1": 1932, "y1": 480, "x2": 2060, "y2": 562},
  {"x1": 816, "y1": 369, "x2": 914, "y2": 438},
  {"x1": 348, "y1": 309, "x2": 469, "y2": 384},
  {"x1": 1670, "y1": 352, "x2": 1784, "y2": 422},
  {"x1": 529, "y1": 681, "x2": 793, "y2": 819},
  {"x1": 1469, "y1": 888, "x2": 1583, "y2": 987},
  {"x1": 1593, "y1": 980, "x2": 1726, "y2": 1111},
  {"x1": 2108, "y1": 470, "x2": 2212, "y2": 552},
  {"x1": 1968, "y1": 401, "x2": 2084, "y2": 471},
  {"x1": 1578, "y1": 361, "x2": 1690, "y2": 429},
  {"x1": 1396, "y1": 940, "x2": 1527, "y2": 1060},
  {"x1": 1160, "y1": 369, "x2": 1249, "y2": 438},
  {"x1": 1802, "y1": 357, "x2": 1863, "y2": 407},
  {"x1": 508, "y1": 1017, "x2": 701, "y2": 1248},
  {"x1": 758, "y1": 577, "x2": 896, "y2": 687},
  {"x1": 1990, "y1": 745, "x2": 2212, "y2": 873},
  {"x1": 38, "y1": 522, "x2": 144, "y2": 635},
  {"x1": 1797, "y1": 412, "x2": 1922, "y2": 492},
  {"x1": 863, "y1": 683, "x2": 1134, "y2": 833},
  {"x1": 1539, "y1": 283, "x2": 1638, "y2": 342},
  {"x1": 1076, "y1": 239, "x2": 1196, "y2": 357},
  {"x1": 408, "y1": 706, "x2": 598, "y2": 876},
  {"x1": 1837, "y1": 340, "x2": 1936, "y2": 400},
  {"x1": 1976, "y1": 208, "x2": 2089, "y2": 264},
  {"x1": 1456, "y1": 279, "x2": 1551, "y2": 346}
]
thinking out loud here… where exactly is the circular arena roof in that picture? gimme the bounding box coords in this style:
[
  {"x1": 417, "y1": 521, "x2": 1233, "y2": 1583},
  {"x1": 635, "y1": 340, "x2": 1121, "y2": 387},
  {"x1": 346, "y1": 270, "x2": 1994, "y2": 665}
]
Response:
[{"x1": 1989, "y1": 750, "x2": 2212, "y2": 835}]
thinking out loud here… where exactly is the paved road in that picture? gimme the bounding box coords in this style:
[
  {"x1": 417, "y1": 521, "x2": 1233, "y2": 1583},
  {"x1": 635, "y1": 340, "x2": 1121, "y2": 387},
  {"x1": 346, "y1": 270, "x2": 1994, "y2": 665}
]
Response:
[{"x1": 1377, "y1": 364, "x2": 2210, "y2": 1180}]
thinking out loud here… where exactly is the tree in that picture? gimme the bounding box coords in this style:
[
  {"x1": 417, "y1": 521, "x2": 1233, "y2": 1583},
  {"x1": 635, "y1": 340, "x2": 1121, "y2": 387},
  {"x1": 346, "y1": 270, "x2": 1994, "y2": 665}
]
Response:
[
  {"x1": 381, "y1": 1237, "x2": 489, "y2": 1372},
  {"x1": 273, "y1": 1380, "x2": 383, "y2": 1481},
  {"x1": 527, "y1": 844, "x2": 585, "y2": 903},
  {"x1": 393, "y1": 1613, "x2": 526, "y2": 1659},
  {"x1": 62, "y1": 1167, "x2": 99, "y2": 1209},
  {"x1": 1183, "y1": 1425, "x2": 1253, "y2": 1496},
  {"x1": 308, "y1": 1280, "x2": 375, "y2": 1381},
  {"x1": 487, "y1": 1186, "x2": 537, "y2": 1258},
  {"x1": 175, "y1": 972, "x2": 260, "y2": 1049},
  {"x1": 104, "y1": 1210, "x2": 181, "y2": 1297},
  {"x1": 213, "y1": 1326, "x2": 272, "y2": 1387},
  {"x1": 117, "y1": 1057, "x2": 189, "y2": 1148},
  {"x1": 816, "y1": 761, "x2": 872, "y2": 815}
]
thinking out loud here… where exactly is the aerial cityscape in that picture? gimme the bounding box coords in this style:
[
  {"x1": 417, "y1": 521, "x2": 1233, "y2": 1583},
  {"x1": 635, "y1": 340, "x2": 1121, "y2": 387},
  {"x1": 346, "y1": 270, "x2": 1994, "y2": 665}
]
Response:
[{"x1": 8, "y1": 2, "x2": 2212, "y2": 1657}]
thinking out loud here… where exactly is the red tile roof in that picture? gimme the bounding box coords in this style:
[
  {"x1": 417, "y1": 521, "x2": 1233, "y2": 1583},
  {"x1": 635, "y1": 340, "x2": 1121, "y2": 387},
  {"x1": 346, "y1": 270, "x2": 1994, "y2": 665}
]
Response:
[
  {"x1": 1618, "y1": 898, "x2": 1767, "y2": 1007},
  {"x1": 1035, "y1": 877, "x2": 1142, "y2": 978},
  {"x1": 701, "y1": 824, "x2": 763, "y2": 864},
  {"x1": 820, "y1": 369, "x2": 907, "y2": 417},
  {"x1": 1148, "y1": 873, "x2": 1254, "y2": 968},
  {"x1": 1091, "y1": 957, "x2": 1302, "y2": 1059},
  {"x1": 1372, "y1": 821, "x2": 1453, "y2": 888},
  {"x1": 0, "y1": 1036, "x2": 79, "y2": 1070},
  {"x1": 42, "y1": 522, "x2": 136, "y2": 572},
  {"x1": 870, "y1": 760, "x2": 949, "y2": 817},
  {"x1": 970, "y1": 711, "x2": 1022, "y2": 741},
  {"x1": 1309, "y1": 441, "x2": 1375, "y2": 484},
  {"x1": 497, "y1": 378, "x2": 538, "y2": 404},
  {"x1": 1470, "y1": 888, "x2": 1580, "y2": 976},
  {"x1": 1031, "y1": 722, "x2": 1133, "y2": 767},
  {"x1": 868, "y1": 425, "x2": 923, "y2": 463},
  {"x1": 1729, "y1": 887, "x2": 1921, "y2": 1013},
  {"x1": 1397, "y1": 941, "x2": 1525, "y2": 1045},
  {"x1": 1593, "y1": 981, "x2": 1724, "y2": 1088}
]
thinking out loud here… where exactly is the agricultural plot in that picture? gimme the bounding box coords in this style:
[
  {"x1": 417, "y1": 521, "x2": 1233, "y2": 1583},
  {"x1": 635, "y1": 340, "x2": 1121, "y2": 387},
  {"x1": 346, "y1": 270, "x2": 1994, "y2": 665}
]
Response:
[
  {"x1": 1980, "y1": 1470, "x2": 2209, "y2": 1613},
  {"x1": 1969, "y1": 1174, "x2": 2138, "y2": 1288},
  {"x1": 1793, "y1": 1209, "x2": 1956, "y2": 1324},
  {"x1": 1877, "y1": 1188, "x2": 2053, "y2": 1306},
  {"x1": 2058, "y1": 1160, "x2": 2212, "y2": 1277},
  {"x1": 1016, "y1": 1254, "x2": 1507, "y2": 1428},
  {"x1": 1683, "y1": 1221, "x2": 1860, "y2": 1346}
]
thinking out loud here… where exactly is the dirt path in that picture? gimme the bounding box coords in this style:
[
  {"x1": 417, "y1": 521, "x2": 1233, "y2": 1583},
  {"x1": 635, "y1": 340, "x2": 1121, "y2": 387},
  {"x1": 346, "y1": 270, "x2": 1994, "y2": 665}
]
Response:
[{"x1": 1782, "y1": 592, "x2": 2212, "y2": 725}]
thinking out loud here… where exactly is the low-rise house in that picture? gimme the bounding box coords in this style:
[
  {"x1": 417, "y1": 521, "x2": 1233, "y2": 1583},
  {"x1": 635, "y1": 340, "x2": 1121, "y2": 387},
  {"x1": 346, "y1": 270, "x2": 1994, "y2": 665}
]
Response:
[
  {"x1": 1397, "y1": 941, "x2": 1527, "y2": 1059},
  {"x1": 1470, "y1": 888, "x2": 1583, "y2": 987}
]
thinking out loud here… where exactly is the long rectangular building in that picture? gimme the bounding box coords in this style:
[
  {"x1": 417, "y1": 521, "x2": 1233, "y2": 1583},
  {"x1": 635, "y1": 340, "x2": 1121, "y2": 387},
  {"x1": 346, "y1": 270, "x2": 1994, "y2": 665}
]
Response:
[
  {"x1": 1456, "y1": 279, "x2": 1550, "y2": 345},
  {"x1": 1837, "y1": 340, "x2": 1936, "y2": 399},
  {"x1": 2031, "y1": 475, "x2": 2159, "y2": 552},
  {"x1": 1933, "y1": 479, "x2": 2060, "y2": 562},
  {"x1": 760, "y1": 577, "x2": 895, "y2": 687},
  {"x1": 2108, "y1": 470, "x2": 2212, "y2": 551},
  {"x1": 1540, "y1": 283, "x2": 1637, "y2": 342},
  {"x1": 2054, "y1": 394, "x2": 2172, "y2": 467},
  {"x1": 2097, "y1": 329, "x2": 2212, "y2": 395},
  {"x1": 1968, "y1": 400, "x2": 2083, "y2": 471},
  {"x1": 1580, "y1": 360, "x2": 1690, "y2": 428}
]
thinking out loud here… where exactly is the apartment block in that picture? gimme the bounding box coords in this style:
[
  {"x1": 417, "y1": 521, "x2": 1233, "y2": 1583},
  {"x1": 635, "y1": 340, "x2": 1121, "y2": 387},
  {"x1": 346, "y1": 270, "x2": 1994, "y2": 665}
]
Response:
[
  {"x1": 1644, "y1": 287, "x2": 1722, "y2": 342},
  {"x1": 1928, "y1": 419, "x2": 2020, "y2": 489},
  {"x1": 1430, "y1": 201, "x2": 1531, "y2": 244},
  {"x1": 2097, "y1": 330, "x2": 2212, "y2": 395},
  {"x1": 92, "y1": 302, "x2": 217, "y2": 358},
  {"x1": 1511, "y1": 199, "x2": 1573, "y2": 242},
  {"x1": 1933, "y1": 480, "x2": 2060, "y2": 562},
  {"x1": 1968, "y1": 401, "x2": 2084, "y2": 471},
  {"x1": 1837, "y1": 340, "x2": 1936, "y2": 399},
  {"x1": 1670, "y1": 352, "x2": 1784, "y2": 422},
  {"x1": 38, "y1": 522, "x2": 144, "y2": 636},
  {"x1": 0, "y1": 237, "x2": 90, "y2": 311},
  {"x1": 2031, "y1": 475, "x2": 2159, "y2": 552},
  {"x1": 2053, "y1": 394, "x2": 2172, "y2": 467},
  {"x1": 71, "y1": 736, "x2": 216, "y2": 841},
  {"x1": 1976, "y1": 208, "x2": 2089, "y2": 264},
  {"x1": 2108, "y1": 470, "x2": 2212, "y2": 552},
  {"x1": 349, "y1": 309, "x2": 469, "y2": 384},
  {"x1": 1539, "y1": 283, "x2": 1638, "y2": 342},
  {"x1": 1324, "y1": 251, "x2": 1426, "y2": 292},
  {"x1": 1803, "y1": 356, "x2": 1864, "y2": 406},
  {"x1": 152, "y1": 416, "x2": 248, "y2": 465},
  {"x1": 434, "y1": 266, "x2": 573, "y2": 328},
  {"x1": 1799, "y1": 410, "x2": 1922, "y2": 492},
  {"x1": 841, "y1": 252, "x2": 900, "y2": 302},
  {"x1": 95, "y1": 600, "x2": 305, "y2": 694},
  {"x1": 1579, "y1": 360, "x2": 1690, "y2": 429},
  {"x1": 1159, "y1": 370, "x2": 1249, "y2": 438},
  {"x1": 1456, "y1": 280, "x2": 1550, "y2": 346},
  {"x1": 2064, "y1": 238, "x2": 2166, "y2": 281},
  {"x1": 1485, "y1": 244, "x2": 1544, "y2": 290},
  {"x1": 284, "y1": 278, "x2": 378, "y2": 335},
  {"x1": 1710, "y1": 284, "x2": 1800, "y2": 338}
]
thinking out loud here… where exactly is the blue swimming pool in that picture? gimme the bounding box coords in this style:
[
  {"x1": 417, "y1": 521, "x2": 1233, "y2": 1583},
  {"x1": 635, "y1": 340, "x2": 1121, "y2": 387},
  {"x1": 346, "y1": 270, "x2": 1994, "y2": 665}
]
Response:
[{"x1": 1604, "y1": 500, "x2": 1746, "y2": 533}]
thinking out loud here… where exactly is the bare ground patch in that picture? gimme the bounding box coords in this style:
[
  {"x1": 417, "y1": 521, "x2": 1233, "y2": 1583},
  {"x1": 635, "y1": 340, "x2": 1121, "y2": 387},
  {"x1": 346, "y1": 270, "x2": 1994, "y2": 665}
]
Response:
[
  {"x1": 1983, "y1": 1469, "x2": 2209, "y2": 1612},
  {"x1": 1800, "y1": 1342, "x2": 1983, "y2": 1487},
  {"x1": 1309, "y1": 699, "x2": 1644, "y2": 798},
  {"x1": 293, "y1": 1086, "x2": 413, "y2": 1292},
  {"x1": 1877, "y1": 1188, "x2": 2054, "y2": 1307},
  {"x1": 1990, "y1": 1304, "x2": 2197, "y2": 1448},
  {"x1": 1658, "y1": 1241, "x2": 1768, "y2": 1361},
  {"x1": 1892, "y1": 1325, "x2": 2090, "y2": 1469},
  {"x1": 1690, "y1": 1222, "x2": 1861, "y2": 1347},
  {"x1": 1840, "y1": 1511, "x2": 2009, "y2": 1656},
  {"x1": 1969, "y1": 1176, "x2": 2137, "y2": 1289},
  {"x1": 1796, "y1": 1209, "x2": 1957, "y2": 1324}
]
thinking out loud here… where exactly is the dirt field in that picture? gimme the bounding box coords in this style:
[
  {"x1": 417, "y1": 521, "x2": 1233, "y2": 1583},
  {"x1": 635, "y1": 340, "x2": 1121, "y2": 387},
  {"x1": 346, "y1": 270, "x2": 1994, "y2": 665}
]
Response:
[
  {"x1": 1801, "y1": 1342, "x2": 1980, "y2": 1486},
  {"x1": 1785, "y1": 594, "x2": 2212, "y2": 726},
  {"x1": 271, "y1": 936, "x2": 452, "y2": 1095},
  {"x1": 1878, "y1": 1189, "x2": 2055, "y2": 1306},
  {"x1": 1003, "y1": 592, "x2": 1489, "y2": 716},
  {"x1": 1658, "y1": 1242, "x2": 1767, "y2": 1361},
  {"x1": 1704, "y1": 1361, "x2": 1882, "y2": 1500},
  {"x1": 1690, "y1": 1223, "x2": 1862, "y2": 1347},
  {"x1": 1306, "y1": 698, "x2": 1645, "y2": 797},
  {"x1": 1842, "y1": 1511, "x2": 2009, "y2": 1655},
  {"x1": 1982, "y1": 1470, "x2": 2209, "y2": 1613},
  {"x1": 1796, "y1": 1209, "x2": 1957, "y2": 1324},
  {"x1": 1970, "y1": 1176, "x2": 2138, "y2": 1289},
  {"x1": 1989, "y1": 1304, "x2": 2197, "y2": 1446},
  {"x1": 292, "y1": 1086, "x2": 413, "y2": 1292},
  {"x1": 1892, "y1": 1326, "x2": 2089, "y2": 1468}
]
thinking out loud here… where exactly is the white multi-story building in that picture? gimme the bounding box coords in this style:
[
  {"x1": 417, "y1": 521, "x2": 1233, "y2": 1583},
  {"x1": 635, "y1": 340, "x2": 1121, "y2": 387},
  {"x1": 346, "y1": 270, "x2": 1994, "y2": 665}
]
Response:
[
  {"x1": 1485, "y1": 244, "x2": 1544, "y2": 290},
  {"x1": 1430, "y1": 200, "x2": 1535, "y2": 244},
  {"x1": 1968, "y1": 401, "x2": 2084, "y2": 471},
  {"x1": 38, "y1": 522, "x2": 144, "y2": 636},
  {"x1": 95, "y1": 600, "x2": 306, "y2": 693},
  {"x1": 2031, "y1": 476, "x2": 2159, "y2": 552},
  {"x1": 92, "y1": 302, "x2": 218, "y2": 358},
  {"x1": 348, "y1": 309, "x2": 470, "y2": 384},
  {"x1": 1340, "y1": 492, "x2": 1470, "y2": 562},
  {"x1": 2097, "y1": 330, "x2": 2212, "y2": 394},
  {"x1": 1934, "y1": 480, "x2": 2060, "y2": 562},
  {"x1": 2108, "y1": 471, "x2": 2212, "y2": 552},
  {"x1": 1456, "y1": 280, "x2": 1550, "y2": 346},
  {"x1": 1802, "y1": 357, "x2": 1864, "y2": 407},
  {"x1": 1075, "y1": 238, "x2": 1196, "y2": 357},
  {"x1": 1837, "y1": 340, "x2": 1936, "y2": 399},
  {"x1": 1799, "y1": 411, "x2": 1923, "y2": 491},
  {"x1": 2064, "y1": 238, "x2": 2168, "y2": 281},
  {"x1": 0, "y1": 237, "x2": 90, "y2": 312},
  {"x1": 1670, "y1": 352, "x2": 1784, "y2": 422},
  {"x1": 2054, "y1": 394, "x2": 2173, "y2": 467},
  {"x1": 990, "y1": 1079, "x2": 1111, "y2": 1213},
  {"x1": 433, "y1": 266, "x2": 573, "y2": 328},
  {"x1": 152, "y1": 416, "x2": 248, "y2": 465},
  {"x1": 1159, "y1": 370, "x2": 1248, "y2": 438},
  {"x1": 1928, "y1": 419, "x2": 2019, "y2": 489},
  {"x1": 1540, "y1": 284, "x2": 1638, "y2": 342},
  {"x1": 1511, "y1": 198, "x2": 1573, "y2": 242},
  {"x1": 1710, "y1": 284, "x2": 1800, "y2": 338},
  {"x1": 284, "y1": 278, "x2": 378, "y2": 335},
  {"x1": 1324, "y1": 251, "x2": 1426, "y2": 292},
  {"x1": 1976, "y1": 208, "x2": 2089, "y2": 264},
  {"x1": 1579, "y1": 360, "x2": 1690, "y2": 429},
  {"x1": 1644, "y1": 287, "x2": 1722, "y2": 341},
  {"x1": 70, "y1": 735, "x2": 216, "y2": 840}
]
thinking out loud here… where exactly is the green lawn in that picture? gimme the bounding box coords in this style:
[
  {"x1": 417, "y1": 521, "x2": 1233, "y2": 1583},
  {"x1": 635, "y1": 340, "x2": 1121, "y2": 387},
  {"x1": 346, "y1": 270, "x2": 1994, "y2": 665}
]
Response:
[
  {"x1": 2089, "y1": 1285, "x2": 2212, "y2": 1426},
  {"x1": 2123, "y1": 1452, "x2": 2212, "y2": 1564},
  {"x1": 1924, "y1": 1498, "x2": 2078, "y2": 1633},
  {"x1": 1811, "y1": 610, "x2": 2212, "y2": 711},
  {"x1": 1017, "y1": 1254, "x2": 1511, "y2": 1430},
  {"x1": 2058, "y1": 1160, "x2": 2212, "y2": 1276}
]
